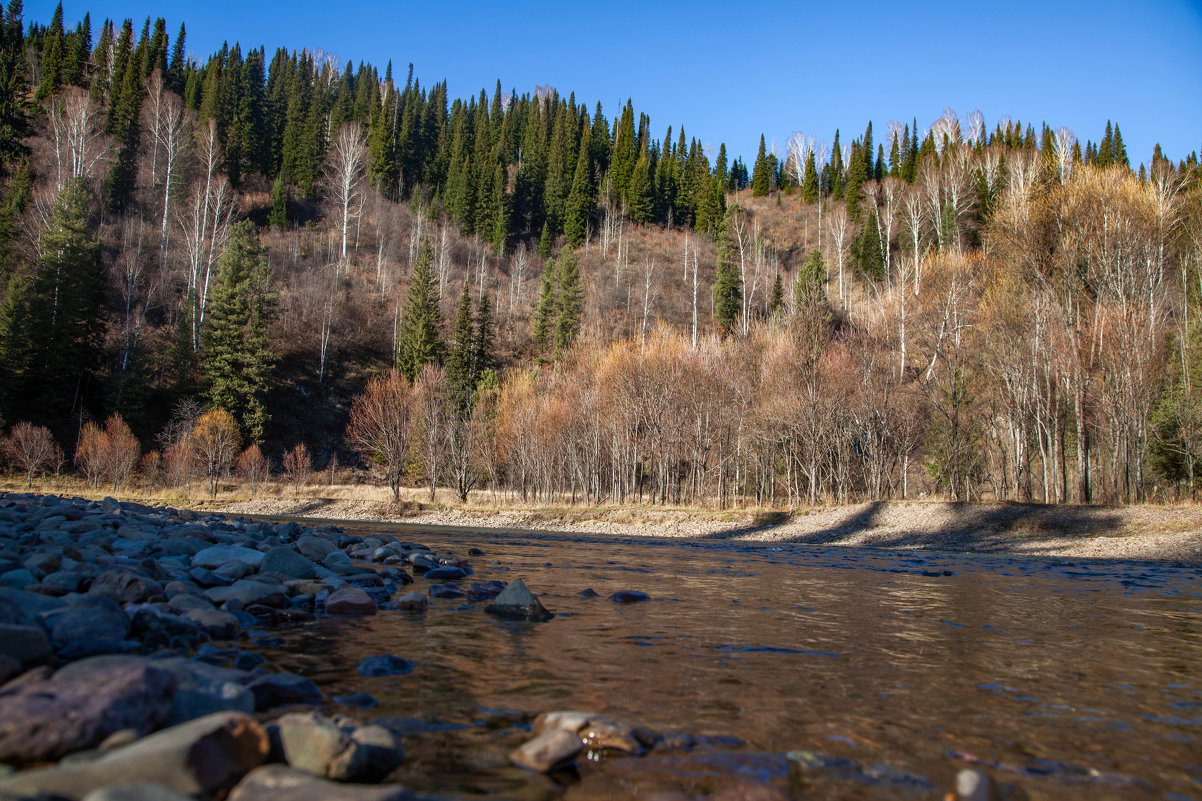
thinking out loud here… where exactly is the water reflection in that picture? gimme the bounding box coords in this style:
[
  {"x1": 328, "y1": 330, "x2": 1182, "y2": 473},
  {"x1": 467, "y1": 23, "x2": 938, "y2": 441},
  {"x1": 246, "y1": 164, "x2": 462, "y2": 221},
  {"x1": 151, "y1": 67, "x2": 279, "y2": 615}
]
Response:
[{"x1": 258, "y1": 524, "x2": 1202, "y2": 800}]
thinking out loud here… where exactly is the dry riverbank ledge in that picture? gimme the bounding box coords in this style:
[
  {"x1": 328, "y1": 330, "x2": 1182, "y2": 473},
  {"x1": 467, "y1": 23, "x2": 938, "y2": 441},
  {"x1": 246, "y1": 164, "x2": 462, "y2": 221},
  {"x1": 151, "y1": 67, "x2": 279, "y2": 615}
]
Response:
[{"x1": 0, "y1": 491, "x2": 1181, "y2": 799}]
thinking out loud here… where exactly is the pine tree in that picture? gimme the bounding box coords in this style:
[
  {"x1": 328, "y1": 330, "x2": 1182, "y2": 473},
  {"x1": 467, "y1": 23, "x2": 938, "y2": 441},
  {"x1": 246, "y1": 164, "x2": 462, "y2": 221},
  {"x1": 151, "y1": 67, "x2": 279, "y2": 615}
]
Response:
[
  {"x1": 563, "y1": 133, "x2": 593, "y2": 247},
  {"x1": 201, "y1": 220, "x2": 275, "y2": 442},
  {"x1": 553, "y1": 249, "x2": 582, "y2": 356},
  {"x1": 712, "y1": 209, "x2": 742, "y2": 334},
  {"x1": 854, "y1": 213, "x2": 885, "y2": 281},
  {"x1": 445, "y1": 287, "x2": 474, "y2": 416},
  {"x1": 770, "y1": 271, "x2": 784, "y2": 316},
  {"x1": 472, "y1": 290, "x2": 496, "y2": 386},
  {"x1": 269, "y1": 174, "x2": 288, "y2": 228},
  {"x1": 793, "y1": 248, "x2": 825, "y2": 308},
  {"x1": 395, "y1": 238, "x2": 443, "y2": 381},
  {"x1": 531, "y1": 258, "x2": 556, "y2": 350},
  {"x1": 751, "y1": 134, "x2": 771, "y2": 196},
  {"x1": 0, "y1": 0, "x2": 31, "y2": 170},
  {"x1": 801, "y1": 151, "x2": 819, "y2": 203},
  {"x1": 0, "y1": 178, "x2": 103, "y2": 423}
]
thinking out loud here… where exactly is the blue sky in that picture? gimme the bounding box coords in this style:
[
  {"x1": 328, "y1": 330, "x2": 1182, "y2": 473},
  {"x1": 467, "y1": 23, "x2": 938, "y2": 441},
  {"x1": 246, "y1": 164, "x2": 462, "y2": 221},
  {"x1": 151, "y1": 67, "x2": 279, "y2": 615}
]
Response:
[{"x1": 27, "y1": 0, "x2": 1202, "y2": 168}]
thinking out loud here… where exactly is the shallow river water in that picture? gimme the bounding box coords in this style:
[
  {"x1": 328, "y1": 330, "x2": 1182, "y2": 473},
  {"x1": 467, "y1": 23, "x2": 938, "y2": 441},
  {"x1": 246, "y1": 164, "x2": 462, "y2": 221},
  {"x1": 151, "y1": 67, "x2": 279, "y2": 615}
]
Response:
[{"x1": 258, "y1": 523, "x2": 1202, "y2": 800}]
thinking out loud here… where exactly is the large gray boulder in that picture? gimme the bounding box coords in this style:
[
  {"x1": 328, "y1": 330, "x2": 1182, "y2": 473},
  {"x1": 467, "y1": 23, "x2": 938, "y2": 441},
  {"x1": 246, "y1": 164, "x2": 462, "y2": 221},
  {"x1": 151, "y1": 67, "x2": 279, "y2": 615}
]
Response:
[
  {"x1": 258, "y1": 547, "x2": 317, "y2": 580},
  {"x1": 0, "y1": 663, "x2": 176, "y2": 764},
  {"x1": 204, "y1": 580, "x2": 287, "y2": 608},
  {"x1": 50, "y1": 596, "x2": 131, "y2": 647},
  {"x1": 0, "y1": 711, "x2": 269, "y2": 800},
  {"x1": 192, "y1": 545, "x2": 264, "y2": 570},
  {"x1": 0, "y1": 623, "x2": 51, "y2": 665},
  {"x1": 295, "y1": 535, "x2": 337, "y2": 563}
]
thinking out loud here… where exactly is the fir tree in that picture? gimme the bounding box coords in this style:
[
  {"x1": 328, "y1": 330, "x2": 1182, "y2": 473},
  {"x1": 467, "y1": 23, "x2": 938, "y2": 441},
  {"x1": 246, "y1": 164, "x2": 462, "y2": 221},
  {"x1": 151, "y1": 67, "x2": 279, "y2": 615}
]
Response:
[
  {"x1": 712, "y1": 209, "x2": 742, "y2": 334},
  {"x1": 751, "y1": 134, "x2": 771, "y2": 196},
  {"x1": 0, "y1": 0, "x2": 31, "y2": 170},
  {"x1": 563, "y1": 133, "x2": 593, "y2": 247},
  {"x1": 472, "y1": 290, "x2": 496, "y2": 386},
  {"x1": 0, "y1": 178, "x2": 103, "y2": 423},
  {"x1": 553, "y1": 249, "x2": 582, "y2": 356},
  {"x1": 793, "y1": 248, "x2": 825, "y2": 307},
  {"x1": 201, "y1": 220, "x2": 275, "y2": 442},
  {"x1": 531, "y1": 258, "x2": 556, "y2": 350},
  {"x1": 770, "y1": 271, "x2": 784, "y2": 317},
  {"x1": 445, "y1": 287, "x2": 474, "y2": 416},
  {"x1": 801, "y1": 151, "x2": 819, "y2": 203},
  {"x1": 395, "y1": 238, "x2": 443, "y2": 381},
  {"x1": 269, "y1": 174, "x2": 288, "y2": 228}
]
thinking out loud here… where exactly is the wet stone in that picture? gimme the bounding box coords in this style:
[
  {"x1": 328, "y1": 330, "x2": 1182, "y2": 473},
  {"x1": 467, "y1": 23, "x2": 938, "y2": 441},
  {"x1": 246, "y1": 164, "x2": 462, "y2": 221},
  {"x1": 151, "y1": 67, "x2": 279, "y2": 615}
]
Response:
[
  {"x1": 393, "y1": 591, "x2": 427, "y2": 612},
  {"x1": 247, "y1": 673, "x2": 324, "y2": 711},
  {"x1": 510, "y1": 729, "x2": 583, "y2": 773},
  {"x1": 357, "y1": 655, "x2": 415, "y2": 677},
  {"x1": 610, "y1": 590, "x2": 651, "y2": 603},
  {"x1": 485, "y1": 578, "x2": 552, "y2": 622}
]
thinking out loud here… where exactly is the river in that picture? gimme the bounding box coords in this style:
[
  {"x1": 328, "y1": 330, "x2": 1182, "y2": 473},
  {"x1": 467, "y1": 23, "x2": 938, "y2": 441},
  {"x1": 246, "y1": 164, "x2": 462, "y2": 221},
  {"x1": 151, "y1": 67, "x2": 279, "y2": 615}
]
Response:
[{"x1": 256, "y1": 523, "x2": 1202, "y2": 800}]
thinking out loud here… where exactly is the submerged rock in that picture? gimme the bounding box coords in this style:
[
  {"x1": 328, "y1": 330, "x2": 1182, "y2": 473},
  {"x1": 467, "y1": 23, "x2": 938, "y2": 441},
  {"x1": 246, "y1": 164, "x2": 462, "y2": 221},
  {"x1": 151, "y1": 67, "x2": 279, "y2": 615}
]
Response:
[
  {"x1": 610, "y1": 590, "x2": 651, "y2": 603},
  {"x1": 357, "y1": 655, "x2": 415, "y2": 677},
  {"x1": 270, "y1": 712, "x2": 403, "y2": 782},
  {"x1": 484, "y1": 578, "x2": 552, "y2": 622},
  {"x1": 247, "y1": 673, "x2": 324, "y2": 711},
  {"x1": 510, "y1": 729, "x2": 583, "y2": 773}
]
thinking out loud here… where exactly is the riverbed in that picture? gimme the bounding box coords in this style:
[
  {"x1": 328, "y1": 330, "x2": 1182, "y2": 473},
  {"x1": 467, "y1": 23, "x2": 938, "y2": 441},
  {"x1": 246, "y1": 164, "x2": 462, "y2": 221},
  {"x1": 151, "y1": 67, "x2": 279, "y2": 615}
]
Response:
[{"x1": 256, "y1": 522, "x2": 1202, "y2": 800}]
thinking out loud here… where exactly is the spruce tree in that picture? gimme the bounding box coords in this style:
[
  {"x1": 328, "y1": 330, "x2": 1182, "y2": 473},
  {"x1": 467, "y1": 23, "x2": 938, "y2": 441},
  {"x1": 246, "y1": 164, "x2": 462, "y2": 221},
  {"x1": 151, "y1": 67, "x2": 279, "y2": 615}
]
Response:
[
  {"x1": 0, "y1": 0, "x2": 31, "y2": 169},
  {"x1": 712, "y1": 209, "x2": 742, "y2": 334},
  {"x1": 445, "y1": 287, "x2": 474, "y2": 416},
  {"x1": 0, "y1": 178, "x2": 103, "y2": 423},
  {"x1": 472, "y1": 290, "x2": 497, "y2": 385},
  {"x1": 563, "y1": 133, "x2": 593, "y2": 247},
  {"x1": 201, "y1": 220, "x2": 275, "y2": 442},
  {"x1": 531, "y1": 258, "x2": 557, "y2": 350},
  {"x1": 770, "y1": 271, "x2": 784, "y2": 316},
  {"x1": 395, "y1": 238, "x2": 443, "y2": 381},
  {"x1": 751, "y1": 134, "x2": 771, "y2": 196},
  {"x1": 553, "y1": 249, "x2": 582, "y2": 356},
  {"x1": 801, "y1": 152, "x2": 819, "y2": 203}
]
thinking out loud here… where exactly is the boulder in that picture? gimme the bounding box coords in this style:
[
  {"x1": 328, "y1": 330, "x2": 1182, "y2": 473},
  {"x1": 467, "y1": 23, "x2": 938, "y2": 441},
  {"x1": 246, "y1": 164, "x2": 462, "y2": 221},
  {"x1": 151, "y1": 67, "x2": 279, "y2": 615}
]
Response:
[
  {"x1": 192, "y1": 545, "x2": 265, "y2": 570},
  {"x1": 510, "y1": 729, "x2": 583, "y2": 773},
  {"x1": 393, "y1": 591, "x2": 427, "y2": 612},
  {"x1": 0, "y1": 711, "x2": 268, "y2": 800},
  {"x1": 270, "y1": 713, "x2": 403, "y2": 782},
  {"x1": 0, "y1": 663, "x2": 176, "y2": 764},
  {"x1": 0, "y1": 587, "x2": 65, "y2": 625},
  {"x1": 356, "y1": 655, "x2": 415, "y2": 677},
  {"x1": 295, "y1": 536, "x2": 337, "y2": 563},
  {"x1": 0, "y1": 567, "x2": 36, "y2": 588},
  {"x1": 422, "y1": 566, "x2": 466, "y2": 580},
  {"x1": 183, "y1": 608, "x2": 242, "y2": 639},
  {"x1": 484, "y1": 578, "x2": 552, "y2": 622},
  {"x1": 88, "y1": 569, "x2": 164, "y2": 603},
  {"x1": 50, "y1": 596, "x2": 131, "y2": 646},
  {"x1": 247, "y1": 673, "x2": 324, "y2": 711},
  {"x1": 82, "y1": 783, "x2": 197, "y2": 801},
  {"x1": 258, "y1": 547, "x2": 317, "y2": 580},
  {"x1": 204, "y1": 580, "x2": 287, "y2": 609},
  {"x1": 228, "y1": 765, "x2": 412, "y2": 801},
  {"x1": 0, "y1": 623, "x2": 51, "y2": 665},
  {"x1": 609, "y1": 590, "x2": 651, "y2": 603},
  {"x1": 323, "y1": 551, "x2": 353, "y2": 570},
  {"x1": 324, "y1": 586, "x2": 376, "y2": 615},
  {"x1": 533, "y1": 710, "x2": 649, "y2": 754}
]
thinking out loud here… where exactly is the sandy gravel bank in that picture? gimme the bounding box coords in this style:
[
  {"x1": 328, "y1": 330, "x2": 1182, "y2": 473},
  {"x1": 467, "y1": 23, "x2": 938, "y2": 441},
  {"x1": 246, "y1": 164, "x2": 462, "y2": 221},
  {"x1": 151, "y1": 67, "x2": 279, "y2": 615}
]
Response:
[{"x1": 218, "y1": 493, "x2": 1202, "y2": 563}]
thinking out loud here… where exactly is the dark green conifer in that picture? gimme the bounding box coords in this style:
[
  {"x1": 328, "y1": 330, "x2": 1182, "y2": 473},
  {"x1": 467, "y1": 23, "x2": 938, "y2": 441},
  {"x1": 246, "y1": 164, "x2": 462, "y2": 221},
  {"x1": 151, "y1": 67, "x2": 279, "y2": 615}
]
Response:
[
  {"x1": 445, "y1": 287, "x2": 474, "y2": 416},
  {"x1": 553, "y1": 249, "x2": 582, "y2": 356},
  {"x1": 395, "y1": 238, "x2": 443, "y2": 381},
  {"x1": 712, "y1": 208, "x2": 742, "y2": 334},
  {"x1": 201, "y1": 220, "x2": 275, "y2": 442},
  {"x1": 751, "y1": 134, "x2": 771, "y2": 196}
]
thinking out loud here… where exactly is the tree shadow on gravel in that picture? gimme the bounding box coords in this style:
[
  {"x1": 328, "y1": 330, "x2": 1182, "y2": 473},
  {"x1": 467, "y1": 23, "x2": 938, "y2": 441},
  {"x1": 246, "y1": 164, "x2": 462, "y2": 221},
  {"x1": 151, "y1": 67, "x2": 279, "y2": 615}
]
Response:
[{"x1": 703, "y1": 502, "x2": 1129, "y2": 557}]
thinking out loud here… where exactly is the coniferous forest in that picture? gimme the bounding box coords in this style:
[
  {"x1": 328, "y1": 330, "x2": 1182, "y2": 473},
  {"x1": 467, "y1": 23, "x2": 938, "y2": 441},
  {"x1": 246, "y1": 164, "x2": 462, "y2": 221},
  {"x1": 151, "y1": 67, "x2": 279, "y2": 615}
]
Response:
[{"x1": 1, "y1": 2, "x2": 1201, "y2": 507}]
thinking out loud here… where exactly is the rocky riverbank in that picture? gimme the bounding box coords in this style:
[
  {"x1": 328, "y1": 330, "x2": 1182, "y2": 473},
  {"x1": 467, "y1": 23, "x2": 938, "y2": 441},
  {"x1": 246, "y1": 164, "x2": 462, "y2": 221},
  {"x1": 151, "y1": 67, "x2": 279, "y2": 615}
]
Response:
[{"x1": 0, "y1": 491, "x2": 1048, "y2": 800}]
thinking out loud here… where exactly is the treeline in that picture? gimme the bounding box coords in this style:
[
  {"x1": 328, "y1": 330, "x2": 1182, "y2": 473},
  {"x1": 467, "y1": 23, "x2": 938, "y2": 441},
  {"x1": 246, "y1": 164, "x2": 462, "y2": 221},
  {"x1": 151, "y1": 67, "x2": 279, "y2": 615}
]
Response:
[{"x1": 1, "y1": 2, "x2": 1202, "y2": 508}]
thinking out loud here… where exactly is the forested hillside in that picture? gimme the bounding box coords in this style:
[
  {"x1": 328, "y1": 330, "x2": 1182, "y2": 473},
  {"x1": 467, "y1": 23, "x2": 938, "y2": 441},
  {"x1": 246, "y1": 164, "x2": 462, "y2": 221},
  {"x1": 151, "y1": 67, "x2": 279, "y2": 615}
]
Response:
[{"x1": 1, "y1": 2, "x2": 1200, "y2": 507}]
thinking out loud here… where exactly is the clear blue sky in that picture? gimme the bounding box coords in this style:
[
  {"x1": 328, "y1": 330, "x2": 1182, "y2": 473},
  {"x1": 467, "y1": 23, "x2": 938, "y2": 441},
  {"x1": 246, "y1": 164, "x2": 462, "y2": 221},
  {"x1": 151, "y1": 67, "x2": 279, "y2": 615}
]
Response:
[{"x1": 27, "y1": 0, "x2": 1202, "y2": 168}]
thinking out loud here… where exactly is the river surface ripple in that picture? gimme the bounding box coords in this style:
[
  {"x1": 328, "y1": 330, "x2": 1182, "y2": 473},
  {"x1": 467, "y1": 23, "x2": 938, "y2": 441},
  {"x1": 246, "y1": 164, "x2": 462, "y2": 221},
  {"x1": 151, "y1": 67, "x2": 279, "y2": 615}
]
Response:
[{"x1": 257, "y1": 524, "x2": 1202, "y2": 800}]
